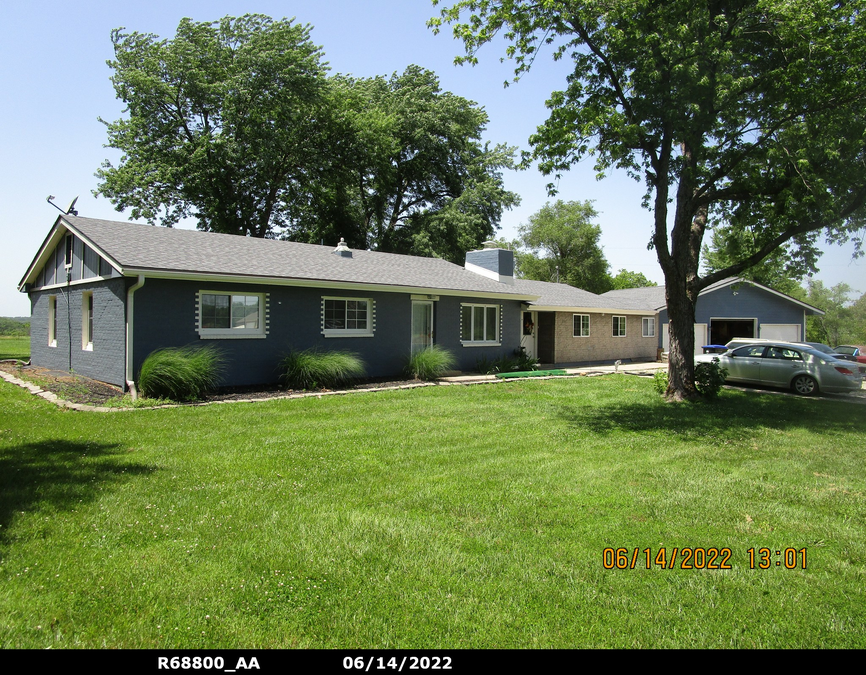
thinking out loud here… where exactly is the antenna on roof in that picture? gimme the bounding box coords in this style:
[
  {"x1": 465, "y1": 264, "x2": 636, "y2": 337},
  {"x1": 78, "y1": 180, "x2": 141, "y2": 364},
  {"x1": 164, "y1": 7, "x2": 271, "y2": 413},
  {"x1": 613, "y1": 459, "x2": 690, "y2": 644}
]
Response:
[{"x1": 46, "y1": 195, "x2": 79, "y2": 216}]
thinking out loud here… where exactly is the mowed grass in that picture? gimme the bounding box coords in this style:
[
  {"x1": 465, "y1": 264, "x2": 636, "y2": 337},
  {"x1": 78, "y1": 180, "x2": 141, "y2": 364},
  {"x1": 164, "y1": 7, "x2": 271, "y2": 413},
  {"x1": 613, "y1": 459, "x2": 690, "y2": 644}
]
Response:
[
  {"x1": 0, "y1": 336, "x2": 29, "y2": 360},
  {"x1": 1, "y1": 374, "x2": 865, "y2": 649}
]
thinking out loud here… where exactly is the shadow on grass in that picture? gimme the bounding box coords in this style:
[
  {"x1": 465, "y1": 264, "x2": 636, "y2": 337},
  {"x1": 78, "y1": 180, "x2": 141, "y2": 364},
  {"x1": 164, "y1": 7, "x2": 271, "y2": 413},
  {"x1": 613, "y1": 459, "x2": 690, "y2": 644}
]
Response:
[
  {"x1": 0, "y1": 440, "x2": 154, "y2": 541},
  {"x1": 557, "y1": 390, "x2": 866, "y2": 442}
]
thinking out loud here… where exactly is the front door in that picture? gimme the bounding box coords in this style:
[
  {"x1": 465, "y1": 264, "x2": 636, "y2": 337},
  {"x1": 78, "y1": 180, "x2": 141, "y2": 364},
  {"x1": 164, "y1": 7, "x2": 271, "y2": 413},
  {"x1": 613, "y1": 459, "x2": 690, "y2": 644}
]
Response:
[
  {"x1": 411, "y1": 301, "x2": 433, "y2": 354},
  {"x1": 537, "y1": 312, "x2": 556, "y2": 364}
]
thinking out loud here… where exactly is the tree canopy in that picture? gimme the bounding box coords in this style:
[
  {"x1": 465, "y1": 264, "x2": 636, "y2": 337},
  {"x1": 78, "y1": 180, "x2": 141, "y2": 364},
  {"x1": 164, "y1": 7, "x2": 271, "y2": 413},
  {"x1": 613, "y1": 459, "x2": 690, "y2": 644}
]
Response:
[
  {"x1": 513, "y1": 200, "x2": 612, "y2": 293},
  {"x1": 432, "y1": 0, "x2": 866, "y2": 398},
  {"x1": 285, "y1": 66, "x2": 519, "y2": 262},
  {"x1": 799, "y1": 281, "x2": 864, "y2": 347},
  {"x1": 96, "y1": 16, "x2": 518, "y2": 260},
  {"x1": 702, "y1": 228, "x2": 804, "y2": 297},
  {"x1": 610, "y1": 269, "x2": 655, "y2": 291},
  {"x1": 96, "y1": 15, "x2": 333, "y2": 238}
]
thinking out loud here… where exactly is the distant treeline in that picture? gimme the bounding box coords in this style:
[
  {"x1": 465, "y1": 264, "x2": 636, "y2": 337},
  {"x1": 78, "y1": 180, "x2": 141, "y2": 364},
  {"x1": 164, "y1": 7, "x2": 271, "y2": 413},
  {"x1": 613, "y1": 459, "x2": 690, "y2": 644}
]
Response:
[{"x1": 0, "y1": 317, "x2": 30, "y2": 336}]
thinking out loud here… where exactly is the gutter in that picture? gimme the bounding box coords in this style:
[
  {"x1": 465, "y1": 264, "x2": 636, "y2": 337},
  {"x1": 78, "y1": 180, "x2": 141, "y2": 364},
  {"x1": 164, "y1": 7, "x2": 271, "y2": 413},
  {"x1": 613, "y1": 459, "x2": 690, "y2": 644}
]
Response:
[
  {"x1": 125, "y1": 275, "x2": 145, "y2": 399},
  {"x1": 117, "y1": 268, "x2": 540, "y2": 302}
]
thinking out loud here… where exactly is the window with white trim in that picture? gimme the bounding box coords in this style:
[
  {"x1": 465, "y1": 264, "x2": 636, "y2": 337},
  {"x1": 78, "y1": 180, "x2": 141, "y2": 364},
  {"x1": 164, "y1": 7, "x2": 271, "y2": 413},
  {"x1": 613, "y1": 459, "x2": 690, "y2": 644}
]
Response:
[
  {"x1": 612, "y1": 316, "x2": 627, "y2": 337},
  {"x1": 48, "y1": 296, "x2": 57, "y2": 347},
  {"x1": 573, "y1": 314, "x2": 590, "y2": 337},
  {"x1": 642, "y1": 317, "x2": 655, "y2": 338},
  {"x1": 198, "y1": 291, "x2": 267, "y2": 338},
  {"x1": 460, "y1": 304, "x2": 500, "y2": 345},
  {"x1": 321, "y1": 297, "x2": 374, "y2": 337},
  {"x1": 82, "y1": 291, "x2": 93, "y2": 350}
]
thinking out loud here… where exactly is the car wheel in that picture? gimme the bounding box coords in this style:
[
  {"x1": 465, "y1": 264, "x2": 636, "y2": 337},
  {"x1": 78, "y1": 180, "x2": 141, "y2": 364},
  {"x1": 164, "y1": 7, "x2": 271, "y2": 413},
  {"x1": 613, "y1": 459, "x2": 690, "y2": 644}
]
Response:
[{"x1": 792, "y1": 374, "x2": 818, "y2": 396}]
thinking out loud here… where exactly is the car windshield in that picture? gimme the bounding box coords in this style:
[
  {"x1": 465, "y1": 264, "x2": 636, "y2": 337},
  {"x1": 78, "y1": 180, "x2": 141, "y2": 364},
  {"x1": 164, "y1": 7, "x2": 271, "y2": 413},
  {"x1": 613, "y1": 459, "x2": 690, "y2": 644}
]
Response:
[
  {"x1": 805, "y1": 343, "x2": 835, "y2": 354},
  {"x1": 835, "y1": 346, "x2": 857, "y2": 356}
]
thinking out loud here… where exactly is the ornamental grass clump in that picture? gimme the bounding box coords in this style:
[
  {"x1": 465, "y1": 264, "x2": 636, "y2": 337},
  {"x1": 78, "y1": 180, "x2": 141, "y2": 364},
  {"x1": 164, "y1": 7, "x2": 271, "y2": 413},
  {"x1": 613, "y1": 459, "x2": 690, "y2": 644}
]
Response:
[
  {"x1": 405, "y1": 346, "x2": 456, "y2": 381},
  {"x1": 138, "y1": 345, "x2": 224, "y2": 401},
  {"x1": 279, "y1": 348, "x2": 366, "y2": 390}
]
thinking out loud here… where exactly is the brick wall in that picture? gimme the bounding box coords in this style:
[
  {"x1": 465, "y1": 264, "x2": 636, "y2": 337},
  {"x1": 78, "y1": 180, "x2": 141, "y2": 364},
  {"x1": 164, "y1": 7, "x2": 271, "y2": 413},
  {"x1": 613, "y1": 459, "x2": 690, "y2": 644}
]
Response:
[
  {"x1": 552, "y1": 311, "x2": 658, "y2": 363},
  {"x1": 29, "y1": 278, "x2": 127, "y2": 386}
]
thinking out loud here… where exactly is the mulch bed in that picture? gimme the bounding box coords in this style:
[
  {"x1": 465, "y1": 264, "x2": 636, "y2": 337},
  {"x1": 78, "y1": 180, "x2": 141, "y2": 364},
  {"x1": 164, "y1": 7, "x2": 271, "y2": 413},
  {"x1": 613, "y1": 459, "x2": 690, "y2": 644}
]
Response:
[
  {"x1": 0, "y1": 360, "x2": 433, "y2": 407},
  {"x1": 0, "y1": 361, "x2": 125, "y2": 406}
]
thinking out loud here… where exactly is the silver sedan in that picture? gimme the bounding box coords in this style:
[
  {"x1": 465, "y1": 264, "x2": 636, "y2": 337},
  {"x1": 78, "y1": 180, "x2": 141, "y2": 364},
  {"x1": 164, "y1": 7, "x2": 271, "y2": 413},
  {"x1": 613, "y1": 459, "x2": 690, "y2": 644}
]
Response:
[{"x1": 697, "y1": 344, "x2": 863, "y2": 395}]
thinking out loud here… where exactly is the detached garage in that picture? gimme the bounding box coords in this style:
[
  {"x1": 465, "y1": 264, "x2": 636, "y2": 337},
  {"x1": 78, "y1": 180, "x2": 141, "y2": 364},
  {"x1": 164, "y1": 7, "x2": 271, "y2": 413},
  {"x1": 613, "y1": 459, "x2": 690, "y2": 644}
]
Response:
[
  {"x1": 694, "y1": 278, "x2": 822, "y2": 348},
  {"x1": 603, "y1": 278, "x2": 823, "y2": 356}
]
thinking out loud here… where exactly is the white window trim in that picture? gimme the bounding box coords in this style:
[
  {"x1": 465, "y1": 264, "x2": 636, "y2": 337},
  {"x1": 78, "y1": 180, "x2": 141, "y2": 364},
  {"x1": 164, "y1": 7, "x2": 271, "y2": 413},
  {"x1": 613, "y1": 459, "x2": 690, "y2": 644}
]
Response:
[
  {"x1": 573, "y1": 314, "x2": 590, "y2": 338},
  {"x1": 197, "y1": 290, "x2": 268, "y2": 339},
  {"x1": 321, "y1": 297, "x2": 375, "y2": 338},
  {"x1": 82, "y1": 291, "x2": 93, "y2": 351},
  {"x1": 642, "y1": 317, "x2": 656, "y2": 338},
  {"x1": 612, "y1": 315, "x2": 627, "y2": 338},
  {"x1": 460, "y1": 303, "x2": 501, "y2": 346},
  {"x1": 48, "y1": 296, "x2": 57, "y2": 347}
]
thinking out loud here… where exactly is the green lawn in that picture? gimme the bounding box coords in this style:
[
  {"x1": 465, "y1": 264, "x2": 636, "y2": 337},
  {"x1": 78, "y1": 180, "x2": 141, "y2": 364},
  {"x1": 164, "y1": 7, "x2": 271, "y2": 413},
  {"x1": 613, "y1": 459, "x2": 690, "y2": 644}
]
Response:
[
  {"x1": 0, "y1": 336, "x2": 29, "y2": 361},
  {"x1": 1, "y1": 374, "x2": 865, "y2": 648}
]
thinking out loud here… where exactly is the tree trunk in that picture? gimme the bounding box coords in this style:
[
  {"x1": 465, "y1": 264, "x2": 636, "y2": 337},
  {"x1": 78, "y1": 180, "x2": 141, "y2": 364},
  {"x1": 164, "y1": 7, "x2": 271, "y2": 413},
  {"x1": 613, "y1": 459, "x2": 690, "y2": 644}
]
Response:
[
  {"x1": 665, "y1": 279, "x2": 700, "y2": 401},
  {"x1": 659, "y1": 140, "x2": 706, "y2": 401}
]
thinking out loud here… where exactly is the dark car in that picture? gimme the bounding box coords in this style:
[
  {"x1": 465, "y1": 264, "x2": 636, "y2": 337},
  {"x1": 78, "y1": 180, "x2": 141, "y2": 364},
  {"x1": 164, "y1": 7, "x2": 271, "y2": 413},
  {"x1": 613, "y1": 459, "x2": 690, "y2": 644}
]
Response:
[
  {"x1": 835, "y1": 346, "x2": 866, "y2": 364},
  {"x1": 803, "y1": 342, "x2": 865, "y2": 374}
]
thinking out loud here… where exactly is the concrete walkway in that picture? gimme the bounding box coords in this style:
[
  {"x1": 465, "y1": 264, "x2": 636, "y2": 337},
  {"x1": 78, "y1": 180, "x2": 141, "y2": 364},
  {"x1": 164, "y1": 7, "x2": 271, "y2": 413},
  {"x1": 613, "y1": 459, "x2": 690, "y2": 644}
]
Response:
[{"x1": 440, "y1": 360, "x2": 667, "y2": 383}]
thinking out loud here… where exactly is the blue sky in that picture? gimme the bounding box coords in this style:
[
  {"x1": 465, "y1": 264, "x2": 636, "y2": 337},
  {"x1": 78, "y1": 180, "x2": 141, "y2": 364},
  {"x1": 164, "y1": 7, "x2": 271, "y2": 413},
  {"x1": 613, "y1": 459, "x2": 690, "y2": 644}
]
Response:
[{"x1": 1, "y1": 0, "x2": 863, "y2": 316}]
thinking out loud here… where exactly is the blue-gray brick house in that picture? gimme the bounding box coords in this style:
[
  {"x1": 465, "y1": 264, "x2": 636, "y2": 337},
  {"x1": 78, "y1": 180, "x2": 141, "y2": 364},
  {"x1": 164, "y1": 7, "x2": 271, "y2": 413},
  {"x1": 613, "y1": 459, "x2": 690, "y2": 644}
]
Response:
[
  {"x1": 19, "y1": 215, "x2": 540, "y2": 390},
  {"x1": 20, "y1": 215, "x2": 823, "y2": 389}
]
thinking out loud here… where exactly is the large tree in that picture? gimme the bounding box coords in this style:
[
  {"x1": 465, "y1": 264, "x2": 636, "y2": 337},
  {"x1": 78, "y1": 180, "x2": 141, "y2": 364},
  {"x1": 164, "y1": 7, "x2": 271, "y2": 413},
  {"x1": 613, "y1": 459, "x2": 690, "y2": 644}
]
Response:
[
  {"x1": 800, "y1": 280, "x2": 858, "y2": 346},
  {"x1": 849, "y1": 292, "x2": 866, "y2": 344},
  {"x1": 285, "y1": 66, "x2": 519, "y2": 262},
  {"x1": 96, "y1": 15, "x2": 339, "y2": 237},
  {"x1": 514, "y1": 199, "x2": 613, "y2": 293},
  {"x1": 610, "y1": 269, "x2": 655, "y2": 291},
  {"x1": 432, "y1": 0, "x2": 866, "y2": 399}
]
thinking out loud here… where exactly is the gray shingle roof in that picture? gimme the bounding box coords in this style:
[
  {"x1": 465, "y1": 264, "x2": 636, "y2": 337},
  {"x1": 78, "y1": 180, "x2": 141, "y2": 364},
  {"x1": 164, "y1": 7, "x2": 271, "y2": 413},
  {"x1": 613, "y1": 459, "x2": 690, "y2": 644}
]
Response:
[
  {"x1": 513, "y1": 279, "x2": 651, "y2": 311},
  {"x1": 55, "y1": 216, "x2": 535, "y2": 297},
  {"x1": 600, "y1": 286, "x2": 667, "y2": 311},
  {"x1": 602, "y1": 279, "x2": 824, "y2": 315}
]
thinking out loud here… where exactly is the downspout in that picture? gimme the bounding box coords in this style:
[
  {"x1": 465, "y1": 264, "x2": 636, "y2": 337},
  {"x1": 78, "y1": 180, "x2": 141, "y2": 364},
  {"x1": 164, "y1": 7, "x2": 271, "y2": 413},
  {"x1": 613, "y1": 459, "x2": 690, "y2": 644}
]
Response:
[
  {"x1": 63, "y1": 269, "x2": 72, "y2": 372},
  {"x1": 125, "y1": 275, "x2": 145, "y2": 400}
]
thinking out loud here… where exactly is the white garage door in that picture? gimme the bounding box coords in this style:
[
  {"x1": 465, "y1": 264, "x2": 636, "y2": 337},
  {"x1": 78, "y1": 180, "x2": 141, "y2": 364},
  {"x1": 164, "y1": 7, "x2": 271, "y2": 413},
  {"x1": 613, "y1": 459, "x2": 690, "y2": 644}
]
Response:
[
  {"x1": 663, "y1": 323, "x2": 708, "y2": 356},
  {"x1": 759, "y1": 324, "x2": 800, "y2": 342}
]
